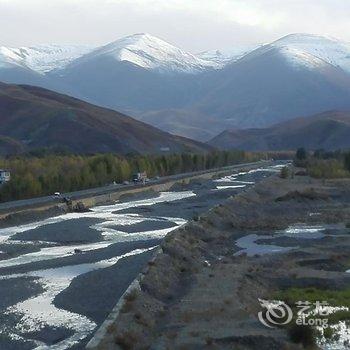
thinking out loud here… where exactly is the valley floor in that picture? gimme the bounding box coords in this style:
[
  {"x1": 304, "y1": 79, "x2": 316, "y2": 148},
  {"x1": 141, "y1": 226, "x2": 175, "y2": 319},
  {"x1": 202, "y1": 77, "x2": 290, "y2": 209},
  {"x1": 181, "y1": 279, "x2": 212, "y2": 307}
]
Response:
[
  {"x1": 0, "y1": 163, "x2": 278, "y2": 349},
  {"x1": 93, "y1": 168, "x2": 350, "y2": 350}
]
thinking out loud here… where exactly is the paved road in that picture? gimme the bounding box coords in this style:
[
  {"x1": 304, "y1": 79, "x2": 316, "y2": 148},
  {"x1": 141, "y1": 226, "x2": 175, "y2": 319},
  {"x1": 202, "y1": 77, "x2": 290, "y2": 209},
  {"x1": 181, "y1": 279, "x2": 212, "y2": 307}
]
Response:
[{"x1": 0, "y1": 161, "x2": 271, "y2": 215}]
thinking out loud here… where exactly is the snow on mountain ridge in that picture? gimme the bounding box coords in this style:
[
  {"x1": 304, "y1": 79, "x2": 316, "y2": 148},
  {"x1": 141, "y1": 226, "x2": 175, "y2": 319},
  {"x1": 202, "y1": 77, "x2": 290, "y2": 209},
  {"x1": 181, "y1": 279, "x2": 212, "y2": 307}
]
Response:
[
  {"x1": 278, "y1": 46, "x2": 329, "y2": 70},
  {"x1": 0, "y1": 44, "x2": 94, "y2": 73},
  {"x1": 76, "y1": 33, "x2": 220, "y2": 73},
  {"x1": 197, "y1": 44, "x2": 263, "y2": 66},
  {"x1": 271, "y1": 33, "x2": 350, "y2": 73},
  {"x1": 0, "y1": 47, "x2": 24, "y2": 69},
  {"x1": 1, "y1": 33, "x2": 350, "y2": 76}
]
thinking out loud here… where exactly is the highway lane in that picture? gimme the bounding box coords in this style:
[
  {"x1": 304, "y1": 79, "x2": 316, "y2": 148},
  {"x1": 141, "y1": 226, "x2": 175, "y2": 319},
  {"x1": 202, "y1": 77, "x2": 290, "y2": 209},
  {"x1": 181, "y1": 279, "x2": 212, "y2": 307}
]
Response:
[{"x1": 0, "y1": 160, "x2": 271, "y2": 214}]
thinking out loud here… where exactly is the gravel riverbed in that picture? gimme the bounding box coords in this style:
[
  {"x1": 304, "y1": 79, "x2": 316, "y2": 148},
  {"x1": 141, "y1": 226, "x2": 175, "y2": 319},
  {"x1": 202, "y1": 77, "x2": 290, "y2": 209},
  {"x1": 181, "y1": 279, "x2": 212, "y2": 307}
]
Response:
[{"x1": 0, "y1": 163, "x2": 282, "y2": 350}]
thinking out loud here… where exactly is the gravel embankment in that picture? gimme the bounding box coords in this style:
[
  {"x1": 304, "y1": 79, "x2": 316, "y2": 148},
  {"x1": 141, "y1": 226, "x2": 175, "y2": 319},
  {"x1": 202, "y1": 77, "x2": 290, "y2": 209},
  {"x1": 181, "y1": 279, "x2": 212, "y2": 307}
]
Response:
[{"x1": 92, "y1": 172, "x2": 350, "y2": 350}]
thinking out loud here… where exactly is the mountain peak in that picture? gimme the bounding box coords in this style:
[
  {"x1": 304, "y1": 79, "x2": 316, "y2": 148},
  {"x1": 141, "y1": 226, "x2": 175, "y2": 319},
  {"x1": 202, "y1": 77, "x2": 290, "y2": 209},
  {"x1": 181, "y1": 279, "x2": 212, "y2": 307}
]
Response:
[
  {"x1": 113, "y1": 32, "x2": 168, "y2": 46},
  {"x1": 79, "y1": 33, "x2": 219, "y2": 73},
  {"x1": 125, "y1": 32, "x2": 159, "y2": 39},
  {"x1": 273, "y1": 33, "x2": 342, "y2": 46},
  {"x1": 268, "y1": 33, "x2": 350, "y2": 72},
  {"x1": 104, "y1": 32, "x2": 181, "y2": 55}
]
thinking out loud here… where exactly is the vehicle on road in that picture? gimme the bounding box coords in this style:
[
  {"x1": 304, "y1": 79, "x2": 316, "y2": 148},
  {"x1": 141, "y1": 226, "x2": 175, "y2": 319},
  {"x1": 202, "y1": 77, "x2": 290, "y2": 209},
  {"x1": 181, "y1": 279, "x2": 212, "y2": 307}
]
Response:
[{"x1": 132, "y1": 172, "x2": 148, "y2": 184}]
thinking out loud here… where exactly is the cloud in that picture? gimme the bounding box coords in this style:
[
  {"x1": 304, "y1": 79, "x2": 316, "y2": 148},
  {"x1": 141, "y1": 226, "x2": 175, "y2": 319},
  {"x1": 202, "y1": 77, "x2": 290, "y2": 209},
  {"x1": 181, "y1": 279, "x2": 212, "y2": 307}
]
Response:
[
  {"x1": 112, "y1": 0, "x2": 284, "y2": 27},
  {"x1": 0, "y1": 0, "x2": 349, "y2": 51}
]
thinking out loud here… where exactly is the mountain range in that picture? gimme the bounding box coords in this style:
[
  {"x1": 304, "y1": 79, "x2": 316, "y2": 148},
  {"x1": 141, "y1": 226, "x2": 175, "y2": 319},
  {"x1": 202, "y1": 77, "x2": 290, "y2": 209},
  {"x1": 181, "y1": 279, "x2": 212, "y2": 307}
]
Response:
[
  {"x1": 209, "y1": 111, "x2": 350, "y2": 151},
  {"x1": 0, "y1": 82, "x2": 211, "y2": 155},
  {"x1": 2, "y1": 33, "x2": 350, "y2": 142}
]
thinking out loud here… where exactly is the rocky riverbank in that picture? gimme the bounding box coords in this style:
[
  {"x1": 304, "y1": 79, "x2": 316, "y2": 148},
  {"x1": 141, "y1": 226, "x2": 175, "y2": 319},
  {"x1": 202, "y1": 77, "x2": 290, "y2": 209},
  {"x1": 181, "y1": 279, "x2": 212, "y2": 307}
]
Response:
[{"x1": 91, "y1": 168, "x2": 350, "y2": 350}]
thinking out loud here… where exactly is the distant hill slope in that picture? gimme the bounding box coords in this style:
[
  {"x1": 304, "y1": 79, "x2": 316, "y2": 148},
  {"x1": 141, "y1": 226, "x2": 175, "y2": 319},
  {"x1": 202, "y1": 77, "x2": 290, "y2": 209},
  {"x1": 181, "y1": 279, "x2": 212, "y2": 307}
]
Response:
[
  {"x1": 209, "y1": 111, "x2": 350, "y2": 151},
  {"x1": 0, "y1": 82, "x2": 212, "y2": 155},
  {"x1": 3, "y1": 33, "x2": 350, "y2": 141},
  {"x1": 131, "y1": 34, "x2": 350, "y2": 140}
]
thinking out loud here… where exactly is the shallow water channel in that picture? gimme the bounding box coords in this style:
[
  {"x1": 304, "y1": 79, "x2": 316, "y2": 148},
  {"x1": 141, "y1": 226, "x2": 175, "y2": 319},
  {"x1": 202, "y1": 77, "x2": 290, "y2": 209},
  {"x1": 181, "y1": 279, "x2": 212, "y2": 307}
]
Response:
[{"x1": 0, "y1": 164, "x2": 283, "y2": 349}]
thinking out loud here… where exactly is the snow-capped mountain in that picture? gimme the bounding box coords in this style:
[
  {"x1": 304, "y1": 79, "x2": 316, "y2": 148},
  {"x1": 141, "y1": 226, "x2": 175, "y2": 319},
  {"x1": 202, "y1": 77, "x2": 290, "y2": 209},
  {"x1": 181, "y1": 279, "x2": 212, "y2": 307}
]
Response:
[
  {"x1": 2, "y1": 32, "x2": 350, "y2": 142},
  {"x1": 71, "y1": 33, "x2": 219, "y2": 73},
  {"x1": 196, "y1": 33, "x2": 350, "y2": 71},
  {"x1": 0, "y1": 44, "x2": 94, "y2": 73},
  {"x1": 184, "y1": 34, "x2": 350, "y2": 134},
  {"x1": 3, "y1": 33, "x2": 350, "y2": 76},
  {"x1": 269, "y1": 33, "x2": 350, "y2": 72},
  {"x1": 138, "y1": 34, "x2": 350, "y2": 139},
  {"x1": 0, "y1": 46, "x2": 24, "y2": 69}
]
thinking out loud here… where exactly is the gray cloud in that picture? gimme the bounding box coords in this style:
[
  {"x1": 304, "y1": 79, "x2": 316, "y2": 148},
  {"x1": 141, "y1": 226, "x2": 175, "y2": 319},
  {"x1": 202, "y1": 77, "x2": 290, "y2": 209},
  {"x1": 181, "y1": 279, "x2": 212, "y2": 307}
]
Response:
[{"x1": 0, "y1": 0, "x2": 349, "y2": 52}]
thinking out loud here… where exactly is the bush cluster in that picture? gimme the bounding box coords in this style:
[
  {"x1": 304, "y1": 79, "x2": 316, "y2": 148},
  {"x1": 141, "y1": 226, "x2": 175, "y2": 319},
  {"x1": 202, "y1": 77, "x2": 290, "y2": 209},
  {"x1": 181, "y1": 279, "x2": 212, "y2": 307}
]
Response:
[
  {"x1": 293, "y1": 148, "x2": 350, "y2": 179},
  {"x1": 0, "y1": 150, "x2": 259, "y2": 202}
]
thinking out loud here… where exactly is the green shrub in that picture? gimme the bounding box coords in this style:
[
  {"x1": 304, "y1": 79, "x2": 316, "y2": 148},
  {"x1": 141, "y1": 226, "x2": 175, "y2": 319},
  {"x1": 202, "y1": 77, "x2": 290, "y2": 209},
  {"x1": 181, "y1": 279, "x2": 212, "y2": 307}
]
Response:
[
  {"x1": 344, "y1": 152, "x2": 350, "y2": 172},
  {"x1": 280, "y1": 166, "x2": 290, "y2": 179},
  {"x1": 323, "y1": 327, "x2": 335, "y2": 340},
  {"x1": 307, "y1": 159, "x2": 349, "y2": 179},
  {"x1": 296, "y1": 148, "x2": 308, "y2": 161},
  {"x1": 293, "y1": 148, "x2": 308, "y2": 167},
  {"x1": 275, "y1": 287, "x2": 350, "y2": 309},
  {"x1": 277, "y1": 287, "x2": 350, "y2": 346}
]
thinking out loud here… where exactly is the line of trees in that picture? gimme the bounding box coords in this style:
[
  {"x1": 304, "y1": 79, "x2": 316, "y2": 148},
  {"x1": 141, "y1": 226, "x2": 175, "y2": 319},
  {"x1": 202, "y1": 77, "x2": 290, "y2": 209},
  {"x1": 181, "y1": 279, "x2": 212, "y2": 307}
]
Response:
[
  {"x1": 0, "y1": 151, "x2": 262, "y2": 202},
  {"x1": 294, "y1": 147, "x2": 350, "y2": 178}
]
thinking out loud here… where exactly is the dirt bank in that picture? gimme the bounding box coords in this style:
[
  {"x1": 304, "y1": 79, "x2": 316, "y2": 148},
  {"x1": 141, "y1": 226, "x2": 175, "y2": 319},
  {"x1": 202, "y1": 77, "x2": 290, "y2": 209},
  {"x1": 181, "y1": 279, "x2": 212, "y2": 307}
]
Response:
[{"x1": 88, "y1": 169, "x2": 350, "y2": 350}]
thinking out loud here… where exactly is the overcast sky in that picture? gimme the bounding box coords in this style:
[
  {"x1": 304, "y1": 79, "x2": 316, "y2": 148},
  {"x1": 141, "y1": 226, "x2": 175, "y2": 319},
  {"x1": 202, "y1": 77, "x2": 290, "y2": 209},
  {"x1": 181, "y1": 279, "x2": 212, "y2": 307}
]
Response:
[{"x1": 0, "y1": 0, "x2": 349, "y2": 52}]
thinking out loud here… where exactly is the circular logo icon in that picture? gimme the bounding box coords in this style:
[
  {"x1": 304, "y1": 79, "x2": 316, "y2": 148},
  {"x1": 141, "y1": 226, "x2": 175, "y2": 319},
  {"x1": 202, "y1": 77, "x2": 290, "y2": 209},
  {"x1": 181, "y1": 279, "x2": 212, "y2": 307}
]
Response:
[{"x1": 258, "y1": 298, "x2": 293, "y2": 328}]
